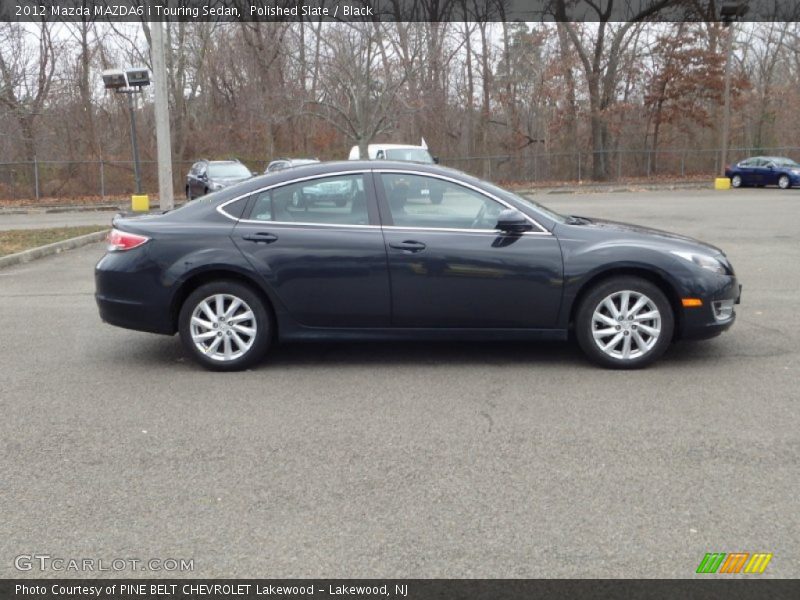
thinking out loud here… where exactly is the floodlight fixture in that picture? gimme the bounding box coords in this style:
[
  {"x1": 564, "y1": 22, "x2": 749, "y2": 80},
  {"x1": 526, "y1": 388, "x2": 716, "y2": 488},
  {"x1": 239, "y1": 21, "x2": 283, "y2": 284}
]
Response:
[
  {"x1": 102, "y1": 69, "x2": 128, "y2": 90},
  {"x1": 126, "y1": 68, "x2": 151, "y2": 88}
]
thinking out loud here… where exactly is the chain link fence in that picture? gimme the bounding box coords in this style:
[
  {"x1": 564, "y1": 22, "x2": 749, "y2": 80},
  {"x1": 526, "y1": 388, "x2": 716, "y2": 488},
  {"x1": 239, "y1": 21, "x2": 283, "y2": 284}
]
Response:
[{"x1": 2, "y1": 147, "x2": 799, "y2": 205}]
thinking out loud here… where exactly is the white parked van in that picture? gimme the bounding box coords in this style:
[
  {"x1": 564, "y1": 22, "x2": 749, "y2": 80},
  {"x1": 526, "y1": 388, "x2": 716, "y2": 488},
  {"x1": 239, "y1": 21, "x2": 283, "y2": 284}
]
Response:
[{"x1": 348, "y1": 141, "x2": 437, "y2": 164}]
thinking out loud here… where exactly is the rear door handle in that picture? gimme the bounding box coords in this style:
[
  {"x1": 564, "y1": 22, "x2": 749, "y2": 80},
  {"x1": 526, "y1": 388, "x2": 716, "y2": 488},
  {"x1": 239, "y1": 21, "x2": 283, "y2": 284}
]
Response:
[
  {"x1": 243, "y1": 232, "x2": 278, "y2": 244},
  {"x1": 389, "y1": 240, "x2": 426, "y2": 253}
]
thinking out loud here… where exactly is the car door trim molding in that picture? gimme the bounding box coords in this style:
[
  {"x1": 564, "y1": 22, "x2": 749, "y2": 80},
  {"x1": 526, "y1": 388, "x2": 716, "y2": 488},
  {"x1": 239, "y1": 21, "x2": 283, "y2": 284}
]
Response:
[{"x1": 373, "y1": 168, "x2": 551, "y2": 235}]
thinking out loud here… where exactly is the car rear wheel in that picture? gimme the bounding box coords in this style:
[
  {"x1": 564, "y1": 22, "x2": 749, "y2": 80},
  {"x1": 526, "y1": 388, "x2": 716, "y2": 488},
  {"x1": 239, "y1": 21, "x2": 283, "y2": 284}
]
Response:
[
  {"x1": 179, "y1": 281, "x2": 272, "y2": 371},
  {"x1": 778, "y1": 174, "x2": 791, "y2": 189},
  {"x1": 731, "y1": 175, "x2": 742, "y2": 188},
  {"x1": 575, "y1": 277, "x2": 674, "y2": 369}
]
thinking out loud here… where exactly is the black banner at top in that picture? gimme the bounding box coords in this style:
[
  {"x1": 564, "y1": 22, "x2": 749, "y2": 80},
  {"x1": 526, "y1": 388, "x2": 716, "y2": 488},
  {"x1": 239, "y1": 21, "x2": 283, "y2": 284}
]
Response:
[{"x1": 2, "y1": 0, "x2": 800, "y2": 23}]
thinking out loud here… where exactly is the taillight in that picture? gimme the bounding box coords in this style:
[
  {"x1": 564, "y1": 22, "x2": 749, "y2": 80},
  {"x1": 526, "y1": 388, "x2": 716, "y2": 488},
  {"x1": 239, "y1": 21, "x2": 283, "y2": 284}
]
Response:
[{"x1": 107, "y1": 229, "x2": 150, "y2": 252}]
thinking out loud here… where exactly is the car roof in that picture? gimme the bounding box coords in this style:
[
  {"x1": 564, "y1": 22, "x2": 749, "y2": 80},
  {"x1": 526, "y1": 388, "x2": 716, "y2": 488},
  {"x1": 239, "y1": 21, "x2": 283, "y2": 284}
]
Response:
[{"x1": 237, "y1": 160, "x2": 471, "y2": 192}]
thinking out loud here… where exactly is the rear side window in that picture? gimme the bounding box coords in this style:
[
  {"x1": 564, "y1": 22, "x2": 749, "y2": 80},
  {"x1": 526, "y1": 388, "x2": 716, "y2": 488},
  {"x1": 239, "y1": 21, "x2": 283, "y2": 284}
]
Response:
[
  {"x1": 221, "y1": 196, "x2": 250, "y2": 219},
  {"x1": 245, "y1": 174, "x2": 369, "y2": 226}
]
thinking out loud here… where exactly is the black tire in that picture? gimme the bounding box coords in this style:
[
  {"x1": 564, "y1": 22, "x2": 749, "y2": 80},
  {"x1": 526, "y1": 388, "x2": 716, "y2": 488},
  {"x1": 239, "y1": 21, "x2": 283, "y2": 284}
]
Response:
[
  {"x1": 203, "y1": 187, "x2": 209, "y2": 196},
  {"x1": 778, "y1": 174, "x2": 791, "y2": 189},
  {"x1": 575, "y1": 276, "x2": 674, "y2": 369},
  {"x1": 730, "y1": 175, "x2": 742, "y2": 188},
  {"x1": 178, "y1": 280, "x2": 273, "y2": 371},
  {"x1": 186, "y1": 186, "x2": 193, "y2": 200}
]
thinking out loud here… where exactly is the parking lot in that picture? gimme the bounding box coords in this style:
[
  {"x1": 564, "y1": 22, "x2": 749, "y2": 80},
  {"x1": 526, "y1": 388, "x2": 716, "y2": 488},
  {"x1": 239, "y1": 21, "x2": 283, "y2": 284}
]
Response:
[{"x1": 1, "y1": 188, "x2": 798, "y2": 578}]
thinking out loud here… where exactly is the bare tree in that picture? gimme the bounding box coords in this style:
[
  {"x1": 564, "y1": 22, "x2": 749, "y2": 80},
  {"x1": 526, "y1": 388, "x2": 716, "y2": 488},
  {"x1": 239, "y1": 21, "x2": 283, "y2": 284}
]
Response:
[
  {"x1": 308, "y1": 22, "x2": 420, "y2": 159},
  {"x1": 0, "y1": 22, "x2": 57, "y2": 162}
]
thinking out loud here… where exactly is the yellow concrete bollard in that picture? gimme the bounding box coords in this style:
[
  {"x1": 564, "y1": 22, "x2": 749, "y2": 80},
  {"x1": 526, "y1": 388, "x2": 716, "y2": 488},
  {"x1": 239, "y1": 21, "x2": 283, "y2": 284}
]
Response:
[
  {"x1": 131, "y1": 194, "x2": 150, "y2": 211},
  {"x1": 714, "y1": 178, "x2": 731, "y2": 190}
]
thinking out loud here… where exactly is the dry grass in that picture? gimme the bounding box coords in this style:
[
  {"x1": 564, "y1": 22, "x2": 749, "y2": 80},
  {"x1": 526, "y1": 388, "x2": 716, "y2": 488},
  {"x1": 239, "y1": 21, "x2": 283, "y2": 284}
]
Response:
[{"x1": 0, "y1": 226, "x2": 108, "y2": 257}]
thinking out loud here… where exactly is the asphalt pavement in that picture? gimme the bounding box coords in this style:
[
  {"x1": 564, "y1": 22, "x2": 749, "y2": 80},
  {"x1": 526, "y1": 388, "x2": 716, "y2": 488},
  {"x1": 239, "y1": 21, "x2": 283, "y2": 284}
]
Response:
[
  {"x1": 1, "y1": 188, "x2": 798, "y2": 578},
  {"x1": 0, "y1": 210, "x2": 116, "y2": 231}
]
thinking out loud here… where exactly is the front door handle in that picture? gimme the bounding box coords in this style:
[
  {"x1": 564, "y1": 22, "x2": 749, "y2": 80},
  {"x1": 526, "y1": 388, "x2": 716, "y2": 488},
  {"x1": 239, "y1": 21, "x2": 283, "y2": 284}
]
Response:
[
  {"x1": 389, "y1": 240, "x2": 426, "y2": 253},
  {"x1": 243, "y1": 232, "x2": 278, "y2": 244}
]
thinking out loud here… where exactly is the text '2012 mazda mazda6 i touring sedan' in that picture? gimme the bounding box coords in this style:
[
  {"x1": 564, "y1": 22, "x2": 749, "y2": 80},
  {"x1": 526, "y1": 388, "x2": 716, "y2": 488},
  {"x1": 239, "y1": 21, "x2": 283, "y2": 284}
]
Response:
[{"x1": 95, "y1": 161, "x2": 741, "y2": 370}]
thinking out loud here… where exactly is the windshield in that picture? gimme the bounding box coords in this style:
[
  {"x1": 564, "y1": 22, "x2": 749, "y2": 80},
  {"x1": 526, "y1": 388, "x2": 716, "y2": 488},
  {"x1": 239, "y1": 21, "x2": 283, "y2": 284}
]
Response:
[
  {"x1": 481, "y1": 182, "x2": 566, "y2": 224},
  {"x1": 208, "y1": 163, "x2": 251, "y2": 178},
  {"x1": 385, "y1": 148, "x2": 434, "y2": 163}
]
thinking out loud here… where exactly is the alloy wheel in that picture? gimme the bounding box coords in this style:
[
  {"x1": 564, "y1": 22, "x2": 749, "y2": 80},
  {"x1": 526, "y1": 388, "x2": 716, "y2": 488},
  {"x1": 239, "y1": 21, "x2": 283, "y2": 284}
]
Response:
[
  {"x1": 190, "y1": 294, "x2": 257, "y2": 362},
  {"x1": 778, "y1": 175, "x2": 790, "y2": 189},
  {"x1": 731, "y1": 175, "x2": 742, "y2": 188},
  {"x1": 591, "y1": 290, "x2": 662, "y2": 360}
]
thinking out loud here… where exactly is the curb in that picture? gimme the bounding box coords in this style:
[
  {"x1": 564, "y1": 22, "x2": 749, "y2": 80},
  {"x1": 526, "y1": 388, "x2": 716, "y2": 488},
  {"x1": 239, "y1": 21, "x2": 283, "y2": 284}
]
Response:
[
  {"x1": 0, "y1": 205, "x2": 123, "y2": 215},
  {"x1": 0, "y1": 230, "x2": 108, "y2": 270},
  {"x1": 519, "y1": 182, "x2": 712, "y2": 196}
]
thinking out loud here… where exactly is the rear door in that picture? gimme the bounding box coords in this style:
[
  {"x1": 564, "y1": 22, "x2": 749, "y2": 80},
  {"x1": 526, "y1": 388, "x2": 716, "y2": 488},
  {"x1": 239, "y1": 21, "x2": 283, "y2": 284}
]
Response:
[{"x1": 230, "y1": 171, "x2": 391, "y2": 327}]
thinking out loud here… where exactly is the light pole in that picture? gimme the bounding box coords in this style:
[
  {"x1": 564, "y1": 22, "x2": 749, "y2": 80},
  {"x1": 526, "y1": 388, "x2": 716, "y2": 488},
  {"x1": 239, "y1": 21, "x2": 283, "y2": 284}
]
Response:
[
  {"x1": 719, "y1": 2, "x2": 748, "y2": 177},
  {"x1": 102, "y1": 68, "x2": 150, "y2": 197}
]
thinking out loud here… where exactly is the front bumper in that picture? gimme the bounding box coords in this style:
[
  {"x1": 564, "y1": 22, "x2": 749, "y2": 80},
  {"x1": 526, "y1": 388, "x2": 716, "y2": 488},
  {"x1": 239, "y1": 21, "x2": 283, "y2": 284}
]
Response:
[{"x1": 679, "y1": 277, "x2": 741, "y2": 340}]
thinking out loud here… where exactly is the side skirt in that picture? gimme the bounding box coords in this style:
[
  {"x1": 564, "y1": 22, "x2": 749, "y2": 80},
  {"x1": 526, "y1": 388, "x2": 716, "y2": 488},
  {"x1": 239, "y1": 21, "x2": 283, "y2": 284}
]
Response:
[{"x1": 277, "y1": 323, "x2": 569, "y2": 343}]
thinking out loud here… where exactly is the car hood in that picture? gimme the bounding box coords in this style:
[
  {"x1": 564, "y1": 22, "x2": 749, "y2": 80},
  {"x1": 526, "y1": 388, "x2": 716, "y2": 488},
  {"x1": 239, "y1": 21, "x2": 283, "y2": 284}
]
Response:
[{"x1": 567, "y1": 217, "x2": 724, "y2": 256}]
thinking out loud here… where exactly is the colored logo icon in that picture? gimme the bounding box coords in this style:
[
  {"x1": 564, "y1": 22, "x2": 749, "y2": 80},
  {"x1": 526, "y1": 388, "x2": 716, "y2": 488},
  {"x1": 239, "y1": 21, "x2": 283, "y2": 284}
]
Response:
[{"x1": 696, "y1": 552, "x2": 772, "y2": 574}]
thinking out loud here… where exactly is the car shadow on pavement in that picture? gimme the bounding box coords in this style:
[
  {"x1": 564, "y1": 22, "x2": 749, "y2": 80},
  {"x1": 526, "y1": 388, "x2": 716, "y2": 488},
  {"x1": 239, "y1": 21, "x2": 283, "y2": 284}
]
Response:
[{"x1": 114, "y1": 334, "x2": 740, "y2": 371}]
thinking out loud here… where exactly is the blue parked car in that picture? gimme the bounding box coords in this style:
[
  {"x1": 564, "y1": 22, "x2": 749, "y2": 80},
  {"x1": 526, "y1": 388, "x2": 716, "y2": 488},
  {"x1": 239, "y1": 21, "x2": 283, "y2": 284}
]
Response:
[{"x1": 725, "y1": 156, "x2": 800, "y2": 189}]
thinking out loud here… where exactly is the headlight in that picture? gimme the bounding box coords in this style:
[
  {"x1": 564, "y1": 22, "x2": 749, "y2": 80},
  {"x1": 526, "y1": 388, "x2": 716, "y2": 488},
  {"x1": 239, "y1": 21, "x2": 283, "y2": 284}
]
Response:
[
  {"x1": 671, "y1": 251, "x2": 727, "y2": 275},
  {"x1": 791, "y1": 169, "x2": 800, "y2": 175}
]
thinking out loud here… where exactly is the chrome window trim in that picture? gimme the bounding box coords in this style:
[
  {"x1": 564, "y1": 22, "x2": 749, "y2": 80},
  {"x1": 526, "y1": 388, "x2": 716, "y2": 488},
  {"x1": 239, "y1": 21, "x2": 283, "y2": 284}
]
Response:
[
  {"x1": 382, "y1": 226, "x2": 551, "y2": 236},
  {"x1": 374, "y1": 168, "x2": 551, "y2": 235},
  {"x1": 216, "y1": 168, "x2": 552, "y2": 236}
]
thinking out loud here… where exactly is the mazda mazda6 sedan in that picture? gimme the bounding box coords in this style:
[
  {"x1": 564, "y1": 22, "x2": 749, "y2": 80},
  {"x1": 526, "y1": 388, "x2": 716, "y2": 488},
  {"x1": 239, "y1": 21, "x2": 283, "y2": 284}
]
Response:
[{"x1": 96, "y1": 161, "x2": 741, "y2": 370}]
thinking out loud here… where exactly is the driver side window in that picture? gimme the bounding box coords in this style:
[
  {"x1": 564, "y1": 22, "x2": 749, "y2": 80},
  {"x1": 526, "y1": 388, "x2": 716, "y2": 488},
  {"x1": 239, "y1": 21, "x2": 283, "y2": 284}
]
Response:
[{"x1": 380, "y1": 173, "x2": 503, "y2": 230}]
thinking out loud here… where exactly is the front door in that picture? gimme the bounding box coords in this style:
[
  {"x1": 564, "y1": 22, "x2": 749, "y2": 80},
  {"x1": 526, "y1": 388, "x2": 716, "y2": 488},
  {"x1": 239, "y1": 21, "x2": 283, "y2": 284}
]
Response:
[{"x1": 375, "y1": 172, "x2": 563, "y2": 329}]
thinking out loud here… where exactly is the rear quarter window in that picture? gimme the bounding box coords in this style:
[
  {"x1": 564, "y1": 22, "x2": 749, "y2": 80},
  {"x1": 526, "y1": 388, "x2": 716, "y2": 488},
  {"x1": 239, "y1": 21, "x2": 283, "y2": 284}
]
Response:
[{"x1": 221, "y1": 196, "x2": 251, "y2": 219}]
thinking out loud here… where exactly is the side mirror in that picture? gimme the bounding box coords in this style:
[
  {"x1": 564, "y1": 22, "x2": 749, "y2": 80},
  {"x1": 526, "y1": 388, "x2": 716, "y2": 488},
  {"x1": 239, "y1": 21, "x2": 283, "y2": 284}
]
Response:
[{"x1": 495, "y1": 209, "x2": 533, "y2": 233}]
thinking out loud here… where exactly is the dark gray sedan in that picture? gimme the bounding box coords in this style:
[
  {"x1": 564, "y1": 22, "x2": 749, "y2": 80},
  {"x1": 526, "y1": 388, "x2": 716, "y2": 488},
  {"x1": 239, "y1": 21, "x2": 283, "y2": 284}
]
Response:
[{"x1": 97, "y1": 161, "x2": 741, "y2": 370}]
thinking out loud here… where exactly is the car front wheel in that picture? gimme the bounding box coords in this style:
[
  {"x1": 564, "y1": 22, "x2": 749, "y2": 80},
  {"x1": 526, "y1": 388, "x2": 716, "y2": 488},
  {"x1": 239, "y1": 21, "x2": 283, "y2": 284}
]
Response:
[
  {"x1": 778, "y1": 174, "x2": 791, "y2": 189},
  {"x1": 179, "y1": 281, "x2": 272, "y2": 371},
  {"x1": 731, "y1": 174, "x2": 742, "y2": 188},
  {"x1": 575, "y1": 277, "x2": 674, "y2": 369}
]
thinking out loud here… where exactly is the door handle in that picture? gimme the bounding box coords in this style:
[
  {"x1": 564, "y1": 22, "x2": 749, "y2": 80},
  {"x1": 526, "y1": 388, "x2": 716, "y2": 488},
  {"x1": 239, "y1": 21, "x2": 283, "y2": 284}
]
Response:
[
  {"x1": 389, "y1": 240, "x2": 426, "y2": 253},
  {"x1": 243, "y1": 232, "x2": 278, "y2": 244}
]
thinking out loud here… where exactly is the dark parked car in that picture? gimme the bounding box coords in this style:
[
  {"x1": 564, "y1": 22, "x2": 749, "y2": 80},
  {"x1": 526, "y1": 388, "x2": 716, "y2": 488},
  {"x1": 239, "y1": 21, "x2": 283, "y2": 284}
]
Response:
[
  {"x1": 264, "y1": 158, "x2": 320, "y2": 173},
  {"x1": 185, "y1": 159, "x2": 253, "y2": 200},
  {"x1": 725, "y1": 156, "x2": 800, "y2": 189},
  {"x1": 97, "y1": 161, "x2": 741, "y2": 371}
]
